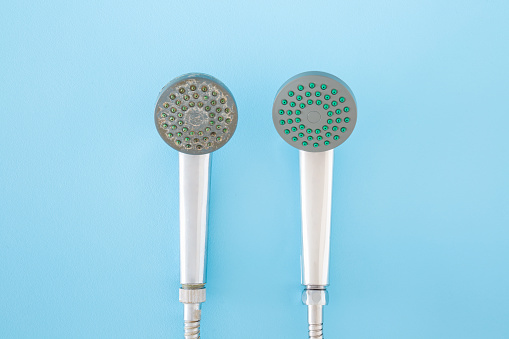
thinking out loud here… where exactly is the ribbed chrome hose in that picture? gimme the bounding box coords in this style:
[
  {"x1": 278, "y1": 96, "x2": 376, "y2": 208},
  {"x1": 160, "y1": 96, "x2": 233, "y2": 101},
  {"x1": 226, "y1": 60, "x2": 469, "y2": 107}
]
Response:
[
  {"x1": 306, "y1": 300, "x2": 325, "y2": 339},
  {"x1": 184, "y1": 319, "x2": 200, "y2": 339},
  {"x1": 309, "y1": 323, "x2": 323, "y2": 339}
]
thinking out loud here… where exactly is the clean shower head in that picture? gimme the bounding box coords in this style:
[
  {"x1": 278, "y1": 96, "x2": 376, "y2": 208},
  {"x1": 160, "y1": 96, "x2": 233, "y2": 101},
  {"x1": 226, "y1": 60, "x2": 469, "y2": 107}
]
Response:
[
  {"x1": 155, "y1": 73, "x2": 238, "y2": 155},
  {"x1": 272, "y1": 71, "x2": 357, "y2": 152},
  {"x1": 273, "y1": 71, "x2": 357, "y2": 339},
  {"x1": 155, "y1": 73, "x2": 238, "y2": 339}
]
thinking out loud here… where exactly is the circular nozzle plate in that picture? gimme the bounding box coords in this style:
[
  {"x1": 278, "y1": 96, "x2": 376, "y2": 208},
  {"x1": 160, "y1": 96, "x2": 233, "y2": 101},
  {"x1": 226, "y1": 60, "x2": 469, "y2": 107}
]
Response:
[
  {"x1": 272, "y1": 72, "x2": 357, "y2": 152},
  {"x1": 155, "y1": 73, "x2": 238, "y2": 155}
]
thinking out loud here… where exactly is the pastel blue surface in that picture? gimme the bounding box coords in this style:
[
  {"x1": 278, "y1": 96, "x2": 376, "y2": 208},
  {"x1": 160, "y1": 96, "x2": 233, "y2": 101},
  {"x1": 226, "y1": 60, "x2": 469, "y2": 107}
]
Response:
[{"x1": 1, "y1": 0, "x2": 508, "y2": 338}]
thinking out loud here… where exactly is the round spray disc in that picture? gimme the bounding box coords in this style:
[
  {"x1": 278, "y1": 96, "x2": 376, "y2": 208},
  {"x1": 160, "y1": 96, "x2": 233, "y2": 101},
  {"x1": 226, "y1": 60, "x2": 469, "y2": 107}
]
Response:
[
  {"x1": 272, "y1": 72, "x2": 357, "y2": 152},
  {"x1": 155, "y1": 73, "x2": 238, "y2": 155}
]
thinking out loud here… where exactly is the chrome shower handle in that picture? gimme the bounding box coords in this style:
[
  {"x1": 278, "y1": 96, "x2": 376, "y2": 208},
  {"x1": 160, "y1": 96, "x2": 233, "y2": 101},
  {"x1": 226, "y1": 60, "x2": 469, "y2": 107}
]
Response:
[
  {"x1": 300, "y1": 150, "x2": 334, "y2": 287},
  {"x1": 179, "y1": 152, "x2": 211, "y2": 286}
]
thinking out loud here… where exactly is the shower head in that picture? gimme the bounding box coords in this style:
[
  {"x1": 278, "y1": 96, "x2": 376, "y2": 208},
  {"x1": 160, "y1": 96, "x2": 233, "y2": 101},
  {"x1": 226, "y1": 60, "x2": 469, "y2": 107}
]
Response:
[
  {"x1": 272, "y1": 71, "x2": 357, "y2": 152},
  {"x1": 155, "y1": 73, "x2": 238, "y2": 155},
  {"x1": 155, "y1": 73, "x2": 238, "y2": 339},
  {"x1": 273, "y1": 71, "x2": 357, "y2": 339}
]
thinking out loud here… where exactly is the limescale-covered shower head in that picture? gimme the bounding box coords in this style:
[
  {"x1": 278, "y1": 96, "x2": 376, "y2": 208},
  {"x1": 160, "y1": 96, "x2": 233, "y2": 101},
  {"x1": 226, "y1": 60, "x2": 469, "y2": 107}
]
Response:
[
  {"x1": 155, "y1": 73, "x2": 238, "y2": 154},
  {"x1": 155, "y1": 73, "x2": 237, "y2": 339},
  {"x1": 272, "y1": 71, "x2": 357, "y2": 339}
]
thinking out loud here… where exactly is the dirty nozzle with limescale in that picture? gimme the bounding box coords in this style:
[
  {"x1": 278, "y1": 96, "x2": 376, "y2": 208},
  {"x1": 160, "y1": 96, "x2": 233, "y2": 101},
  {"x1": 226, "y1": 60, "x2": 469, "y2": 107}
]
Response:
[
  {"x1": 272, "y1": 71, "x2": 357, "y2": 339},
  {"x1": 155, "y1": 73, "x2": 238, "y2": 155},
  {"x1": 155, "y1": 73, "x2": 238, "y2": 339}
]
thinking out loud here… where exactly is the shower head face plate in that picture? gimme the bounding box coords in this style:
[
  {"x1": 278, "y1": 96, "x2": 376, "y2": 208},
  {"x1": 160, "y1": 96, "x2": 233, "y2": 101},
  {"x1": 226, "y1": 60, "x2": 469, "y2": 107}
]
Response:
[
  {"x1": 272, "y1": 71, "x2": 357, "y2": 152},
  {"x1": 155, "y1": 73, "x2": 238, "y2": 155}
]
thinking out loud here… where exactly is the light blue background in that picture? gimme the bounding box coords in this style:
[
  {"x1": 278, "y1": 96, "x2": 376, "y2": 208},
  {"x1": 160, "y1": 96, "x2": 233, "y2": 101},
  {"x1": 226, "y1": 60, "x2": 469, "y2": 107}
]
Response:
[{"x1": 1, "y1": 0, "x2": 508, "y2": 338}]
